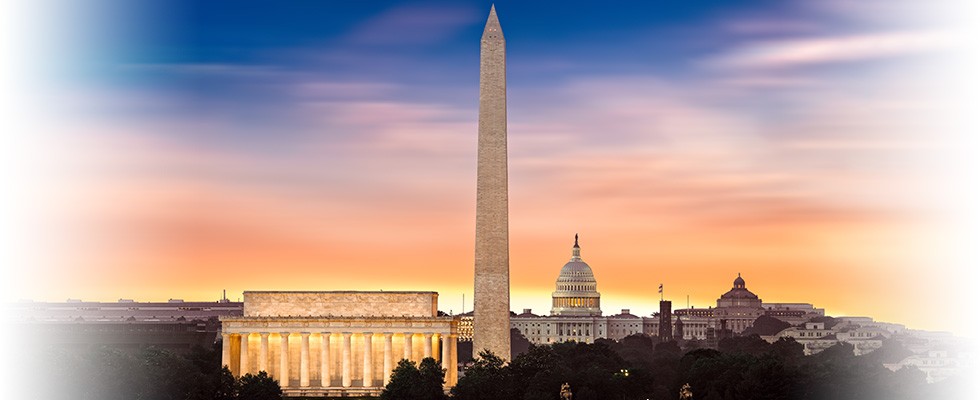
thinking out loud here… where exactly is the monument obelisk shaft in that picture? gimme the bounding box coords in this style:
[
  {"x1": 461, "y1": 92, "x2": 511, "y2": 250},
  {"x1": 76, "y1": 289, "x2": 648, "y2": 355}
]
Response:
[{"x1": 473, "y1": 5, "x2": 510, "y2": 361}]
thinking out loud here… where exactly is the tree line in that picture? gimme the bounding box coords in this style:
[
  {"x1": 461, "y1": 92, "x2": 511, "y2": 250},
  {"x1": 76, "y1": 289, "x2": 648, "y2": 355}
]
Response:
[{"x1": 386, "y1": 334, "x2": 962, "y2": 400}]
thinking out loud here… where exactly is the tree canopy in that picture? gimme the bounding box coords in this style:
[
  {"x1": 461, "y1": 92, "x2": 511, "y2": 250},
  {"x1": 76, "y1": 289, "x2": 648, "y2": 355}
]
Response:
[
  {"x1": 452, "y1": 334, "x2": 934, "y2": 400},
  {"x1": 381, "y1": 357, "x2": 447, "y2": 400}
]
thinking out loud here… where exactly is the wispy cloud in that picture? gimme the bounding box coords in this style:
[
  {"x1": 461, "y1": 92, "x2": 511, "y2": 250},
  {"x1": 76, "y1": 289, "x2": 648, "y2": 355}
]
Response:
[
  {"x1": 345, "y1": 5, "x2": 477, "y2": 45},
  {"x1": 703, "y1": 30, "x2": 958, "y2": 69},
  {"x1": 723, "y1": 19, "x2": 822, "y2": 35}
]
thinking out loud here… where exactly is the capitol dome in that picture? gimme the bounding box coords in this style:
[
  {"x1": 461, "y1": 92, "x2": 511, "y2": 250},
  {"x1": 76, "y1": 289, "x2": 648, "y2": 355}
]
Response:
[{"x1": 551, "y1": 234, "x2": 602, "y2": 316}]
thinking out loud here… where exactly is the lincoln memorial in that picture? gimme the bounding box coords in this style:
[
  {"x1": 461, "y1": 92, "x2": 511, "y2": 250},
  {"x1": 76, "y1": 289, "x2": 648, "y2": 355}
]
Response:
[{"x1": 220, "y1": 291, "x2": 459, "y2": 397}]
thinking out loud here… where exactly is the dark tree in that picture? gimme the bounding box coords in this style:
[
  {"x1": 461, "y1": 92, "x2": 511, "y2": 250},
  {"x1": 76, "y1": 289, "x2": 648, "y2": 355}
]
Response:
[
  {"x1": 210, "y1": 366, "x2": 239, "y2": 400},
  {"x1": 653, "y1": 340, "x2": 682, "y2": 356},
  {"x1": 418, "y1": 357, "x2": 448, "y2": 400},
  {"x1": 768, "y1": 337, "x2": 804, "y2": 364},
  {"x1": 510, "y1": 328, "x2": 532, "y2": 358},
  {"x1": 742, "y1": 315, "x2": 791, "y2": 336},
  {"x1": 237, "y1": 371, "x2": 282, "y2": 400},
  {"x1": 718, "y1": 334, "x2": 771, "y2": 356},
  {"x1": 451, "y1": 350, "x2": 515, "y2": 400},
  {"x1": 381, "y1": 357, "x2": 447, "y2": 400},
  {"x1": 381, "y1": 359, "x2": 423, "y2": 400}
]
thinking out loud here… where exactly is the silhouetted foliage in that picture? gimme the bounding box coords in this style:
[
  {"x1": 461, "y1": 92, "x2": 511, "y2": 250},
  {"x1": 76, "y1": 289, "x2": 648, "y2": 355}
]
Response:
[
  {"x1": 742, "y1": 315, "x2": 791, "y2": 336},
  {"x1": 419, "y1": 357, "x2": 449, "y2": 400},
  {"x1": 511, "y1": 327, "x2": 531, "y2": 358},
  {"x1": 451, "y1": 350, "x2": 515, "y2": 400},
  {"x1": 382, "y1": 359, "x2": 423, "y2": 400},
  {"x1": 768, "y1": 337, "x2": 805, "y2": 364},
  {"x1": 718, "y1": 334, "x2": 771, "y2": 356},
  {"x1": 238, "y1": 371, "x2": 281, "y2": 400},
  {"x1": 450, "y1": 333, "x2": 939, "y2": 400}
]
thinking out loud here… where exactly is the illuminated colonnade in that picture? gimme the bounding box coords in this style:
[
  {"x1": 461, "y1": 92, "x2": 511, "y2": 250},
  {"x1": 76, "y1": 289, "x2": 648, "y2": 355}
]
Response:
[{"x1": 221, "y1": 291, "x2": 458, "y2": 397}]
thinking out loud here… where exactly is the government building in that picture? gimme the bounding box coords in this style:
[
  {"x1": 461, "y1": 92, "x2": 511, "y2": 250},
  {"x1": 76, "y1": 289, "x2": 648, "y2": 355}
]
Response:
[
  {"x1": 502, "y1": 236, "x2": 826, "y2": 345},
  {"x1": 220, "y1": 291, "x2": 458, "y2": 398},
  {"x1": 509, "y1": 236, "x2": 648, "y2": 344},
  {"x1": 672, "y1": 275, "x2": 825, "y2": 339}
]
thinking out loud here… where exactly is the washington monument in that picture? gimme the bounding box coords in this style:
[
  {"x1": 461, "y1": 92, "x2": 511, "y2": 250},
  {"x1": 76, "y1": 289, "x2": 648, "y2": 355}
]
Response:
[{"x1": 472, "y1": 5, "x2": 511, "y2": 360}]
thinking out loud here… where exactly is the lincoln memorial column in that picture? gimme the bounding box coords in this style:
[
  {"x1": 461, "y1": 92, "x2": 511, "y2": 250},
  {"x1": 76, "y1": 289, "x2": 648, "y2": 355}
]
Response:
[
  {"x1": 423, "y1": 333, "x2": 433, "y2": 358},
  {"x1": 383, "y1": 333, "x2": 393, "y2": 385},
  {"x1": 449, "y1": 334, "x2": 459, "y2": 385},
  {"x1": 341, "y1": 332, "x2": 352, "y2": 387},
  {"x1": 221, "y1": 333, "x2": 230, "y2": 369},
  {"x1": 300, "y1": 332, "x2": 311, "y2": 387},
  {"x1": 259, "y1": 333, "x2": 269, "y2": 372},
  {"x1": 239, "y1": 332, "x2": 250, "y2": 376},
  {"x1": 363, "y1": 332, "x2": 374, "y2": 387},
  {"x1": 441, "y1": 334, "x2": 451, "y2": 373},
  {"x1": 279, "y1": 332, "x2": 290, "y2": 386},
  {"x1": 320, "y1": 332, "x2": 331, "y2": 387},
  {"x1": 403, "y1": 332, "x2": 413, "y2": 361}
]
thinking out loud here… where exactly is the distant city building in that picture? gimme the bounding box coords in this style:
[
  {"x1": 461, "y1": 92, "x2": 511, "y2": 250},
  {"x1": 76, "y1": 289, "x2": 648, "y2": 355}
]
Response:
[
  {"x1": 884, "y1": 348, "x2": 971, "y2": 383},
  {"x1": 658, "y1": 300, "x2": 672, "y2": 342},
  {"x1": 504, "y1": 239, "x2": 833, "y2": 345},
  {"x1": 762, "y1": 303, "x2": 826, "y2": 325},
  {"x1": 765, "y1": 320, "x2": 891, "y2": 355},
  {"x1": 511, "y1": 237, "x2": 645, "y2": 344},
  {"x1": 220, "y1": 291, "x2": 459, "y2": 398},
  {"x1": 672, "y1": 276, "x2": 825, "y2": 340},
  {"x1": 6, "y1": 296, "x2": 243, "y2": 353}
]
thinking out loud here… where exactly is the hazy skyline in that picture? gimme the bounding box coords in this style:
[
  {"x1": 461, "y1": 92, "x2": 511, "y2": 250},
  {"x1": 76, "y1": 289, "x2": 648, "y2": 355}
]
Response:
[{"x1": 2, "y1": 1, "x2": 977, "y2": 335}]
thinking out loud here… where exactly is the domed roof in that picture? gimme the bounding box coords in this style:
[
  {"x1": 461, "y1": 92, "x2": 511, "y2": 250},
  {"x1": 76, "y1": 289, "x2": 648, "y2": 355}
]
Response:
[
  {"x1": 556, "y1": 234, "x2": 597, "y2": 282},
  {"x1": 720, "y1": 273, "x2": 758, "y2": 300},
  {"x1": 720, "y1": 287, "x2": 759, "y2": 300},
  {"x1": 734, "y1": 273, "x2": 745, "y2": 288},
  {"x1": 557, "y1": 260, "x2": 596, "y2": 281},
  {"x1": 551, "y1": 234, "x2": 602, "y2": 317}
]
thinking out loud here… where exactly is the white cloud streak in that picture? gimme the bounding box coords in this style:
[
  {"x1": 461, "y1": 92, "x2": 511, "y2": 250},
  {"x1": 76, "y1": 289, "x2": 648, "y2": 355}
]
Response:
[{"x1": 704, "y1": 30, "x2": 959, "y2": 70}]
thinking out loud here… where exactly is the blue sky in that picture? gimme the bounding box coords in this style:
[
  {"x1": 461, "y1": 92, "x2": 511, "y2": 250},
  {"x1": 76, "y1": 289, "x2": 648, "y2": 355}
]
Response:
[{"x1": 2, "y1": 0, "x2": 977, "y2": 334}]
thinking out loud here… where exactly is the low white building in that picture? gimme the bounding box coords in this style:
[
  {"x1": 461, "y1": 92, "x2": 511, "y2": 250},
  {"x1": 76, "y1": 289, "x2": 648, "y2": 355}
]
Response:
[
  {"x1": 766, "y1": 321, "x2": 892, "y2": 355},
  {"x1": 884, "y1": 349, "x2": 970, "y2": 383}
]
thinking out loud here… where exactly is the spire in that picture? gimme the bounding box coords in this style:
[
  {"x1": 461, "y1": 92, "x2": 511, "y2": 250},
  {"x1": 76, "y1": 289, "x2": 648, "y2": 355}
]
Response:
[
  {"x1": 571, "y1": 234, "x2": 581, "y2": 260},
  {"x1": 482, "y1": 5, "x2": 504, "y2": 40}
]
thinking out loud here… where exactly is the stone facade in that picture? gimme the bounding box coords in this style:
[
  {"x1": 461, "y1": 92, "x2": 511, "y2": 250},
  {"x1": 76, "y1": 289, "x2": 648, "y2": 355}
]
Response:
[
  {"x1": 244, "y1": 291, "x2": 438, "y2": 318},
  {"x1": 473, "y1": 5, "x2": 511, "y2": 361},
  {"x1": 221, "y1": 291, "x2": 457, "y2": 398}
]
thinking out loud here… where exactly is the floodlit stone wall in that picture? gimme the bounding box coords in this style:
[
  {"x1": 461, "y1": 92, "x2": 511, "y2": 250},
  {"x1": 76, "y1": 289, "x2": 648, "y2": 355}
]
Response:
[{"x1": 243, "y1": 291, "x2": 438, "y2": 318}]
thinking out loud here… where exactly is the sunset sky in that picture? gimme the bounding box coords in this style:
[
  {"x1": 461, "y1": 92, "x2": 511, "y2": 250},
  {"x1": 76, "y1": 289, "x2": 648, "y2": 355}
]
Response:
[{"x1": 2, "y1": 0, "x2": 977, "y2": 335}]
